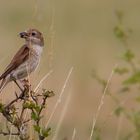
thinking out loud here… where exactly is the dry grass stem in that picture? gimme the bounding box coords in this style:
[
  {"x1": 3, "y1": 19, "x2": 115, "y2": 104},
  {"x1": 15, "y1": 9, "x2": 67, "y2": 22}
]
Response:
[
  {"x1": 115, "y1": 114, "x2": 123, "y2": 140},
  {"x1": 45, "y1": 67, "x2": 73, "y2": 128},
  {"x1": 52, "y1": 92, "x2": 72, "y2": 140},
  {"x1": 89, "y1": 63, "x2": 118, "y2": 140},
  {"x1": 71, "y1": 128, "x2": 76, "y2": 140},
  {"x1": 34, "y1": 70, "x2": 53, "y2": 92}
]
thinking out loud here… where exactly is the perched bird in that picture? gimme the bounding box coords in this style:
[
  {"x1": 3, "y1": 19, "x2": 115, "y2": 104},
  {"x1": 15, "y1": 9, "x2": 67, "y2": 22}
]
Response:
[{"x1": 0, "y1": 28, "x2": 44, "y2": 92}]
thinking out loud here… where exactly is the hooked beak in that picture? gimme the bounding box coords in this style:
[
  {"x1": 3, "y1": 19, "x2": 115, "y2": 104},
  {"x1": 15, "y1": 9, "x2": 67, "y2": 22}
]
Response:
[{"x1": 19, "y1": 31, "x2": 28, "y2": 38}]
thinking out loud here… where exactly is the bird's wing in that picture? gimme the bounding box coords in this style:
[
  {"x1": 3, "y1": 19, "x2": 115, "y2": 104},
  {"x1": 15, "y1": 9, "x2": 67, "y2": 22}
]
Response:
[{"x1": 0, "y1": 44, "x2": 29, "y2": 79}]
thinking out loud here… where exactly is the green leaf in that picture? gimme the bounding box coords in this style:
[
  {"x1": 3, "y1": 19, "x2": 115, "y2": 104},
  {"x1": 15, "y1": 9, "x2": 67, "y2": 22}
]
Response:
[
  {"x1": 34, "y1": 105, "x2": 41, "y2": 113},
  {"x1": 131, "y1": 111, "x2": 140, "y2": 129},
  {"x1": 0, "y1": 103, "x2": 4, "y2": 112},
  {"x1": 114, "y1": 26, "x2": 125, "y2": 39},
  {"x1": 123, "y1": 50, "x2": 135, "y2": 62},
  {"x1": 135, "y1": 97, "x2": 140, "y2": 102},
  {"x1": 43, "y1": 90, "x2": 55, "y2": 98},
  {"x1": 123, "y1": 72, "x2": 140, "y2": 85},
  {"x1": 93, "y1": 127, "x2": 101, "y2": 140},
  {"x1": 23, "y1": 101, "x2": 36, "y2": 109},
  {"x1": 114, "y1": 67, "x2": 129, "y2": 75},
  {"x1": 42, "y1": 127, "x2": 51, "y2": 137},
  {"x1": 23, "y1": 101, "x2": 30, "y2": 109},
  {"x1": 114, "y1": 106, "x2": 124, "y2": 117},
  {"x1": 33, "y1": 125, "x2": 41, "y2": 133},
  {"x1": 119, "y1": 87, "x2": 130, "y2": 93},
  {"x1": 29, "y1": 102, "x2": 36, "y2": 108},
  {"x1": 31, "y1": 112, "x2": 39, "y2": 121}
]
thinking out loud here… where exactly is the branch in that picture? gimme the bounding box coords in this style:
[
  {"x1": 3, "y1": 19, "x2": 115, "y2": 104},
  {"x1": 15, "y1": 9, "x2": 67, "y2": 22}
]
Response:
[{"x1": 0, "y1": 131, "x2": 19, "y2": 136}]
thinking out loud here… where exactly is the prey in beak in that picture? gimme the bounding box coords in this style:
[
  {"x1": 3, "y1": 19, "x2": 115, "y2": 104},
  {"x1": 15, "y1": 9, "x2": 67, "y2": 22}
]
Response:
[{"x1": 19, "y1": 31, "x2": 28, "y2": 38}]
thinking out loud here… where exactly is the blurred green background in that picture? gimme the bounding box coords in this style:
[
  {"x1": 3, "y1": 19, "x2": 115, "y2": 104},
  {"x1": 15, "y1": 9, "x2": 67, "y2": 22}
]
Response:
[{"x1": 0, "y1": 0, "x2": 140, "y2": 140}]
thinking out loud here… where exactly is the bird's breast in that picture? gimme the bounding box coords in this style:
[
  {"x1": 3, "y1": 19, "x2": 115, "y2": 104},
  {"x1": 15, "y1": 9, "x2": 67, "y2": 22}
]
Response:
[
  {"x1": 32, "y1": 44, "x2": 43, "y2": 56},
  {"x1": 11, "y1": 45, "x2": 43, "y2": 80}
]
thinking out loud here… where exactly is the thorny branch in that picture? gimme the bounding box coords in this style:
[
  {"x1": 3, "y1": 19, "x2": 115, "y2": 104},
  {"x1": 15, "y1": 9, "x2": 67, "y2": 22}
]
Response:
[{"x1": 0, "y1": 83, "x2": 54, "y2": 140}]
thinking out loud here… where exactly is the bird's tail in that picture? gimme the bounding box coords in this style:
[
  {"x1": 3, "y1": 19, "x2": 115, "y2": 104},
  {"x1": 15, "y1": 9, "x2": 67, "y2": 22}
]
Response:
[{"x1": 0, "y1": 78, "x2": 9, "y2": 93}]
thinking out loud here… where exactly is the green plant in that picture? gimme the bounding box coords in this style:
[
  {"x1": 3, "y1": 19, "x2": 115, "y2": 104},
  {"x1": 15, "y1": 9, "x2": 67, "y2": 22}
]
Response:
[
  {"x1": 0, "y1": 83, "x2": 54, "y2": 140},
  {"x1": 92, "y1": 10, "x2": 140, "y2": 140}
]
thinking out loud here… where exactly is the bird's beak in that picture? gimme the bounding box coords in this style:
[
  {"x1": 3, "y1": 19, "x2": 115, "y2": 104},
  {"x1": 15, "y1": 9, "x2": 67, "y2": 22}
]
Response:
[{"x1": 19, "y1": 31, "x2": 28, "y2": 38}]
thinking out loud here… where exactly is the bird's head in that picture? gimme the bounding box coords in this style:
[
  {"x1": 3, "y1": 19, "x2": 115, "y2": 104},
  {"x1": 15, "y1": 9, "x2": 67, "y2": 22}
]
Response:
[{"x1": 19, "y1": 28, "x2": 44, "y2": 46}]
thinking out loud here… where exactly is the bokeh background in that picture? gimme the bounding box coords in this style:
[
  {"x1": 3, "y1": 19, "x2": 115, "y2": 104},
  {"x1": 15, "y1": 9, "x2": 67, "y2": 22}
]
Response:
[{"x1": 0, "y1": 0, "x2": 140, "y2": 140}]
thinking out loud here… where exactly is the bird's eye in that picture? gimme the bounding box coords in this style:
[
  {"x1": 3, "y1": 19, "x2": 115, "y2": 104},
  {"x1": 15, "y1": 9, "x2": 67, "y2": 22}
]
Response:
[{"x1": 32, "y1": 32, "x2": 36, "y2": 36}]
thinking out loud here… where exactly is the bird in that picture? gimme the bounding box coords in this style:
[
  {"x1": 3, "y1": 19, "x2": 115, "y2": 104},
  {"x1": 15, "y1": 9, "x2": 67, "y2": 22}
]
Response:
[{"x1": 0, "y1": 28, "x2": 44, "y2": 93}]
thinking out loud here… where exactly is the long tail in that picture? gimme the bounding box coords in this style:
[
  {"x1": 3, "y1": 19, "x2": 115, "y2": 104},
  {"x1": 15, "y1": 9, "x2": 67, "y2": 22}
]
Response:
[{"x1": 0, "y1": 78, "x2": 9, "y2": 93}]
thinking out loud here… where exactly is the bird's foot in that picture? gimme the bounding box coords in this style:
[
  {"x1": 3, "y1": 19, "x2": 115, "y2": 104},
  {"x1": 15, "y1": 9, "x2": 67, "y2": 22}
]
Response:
[{"x1": 21, "y1": 79, "x2": 31, "y2": 90}]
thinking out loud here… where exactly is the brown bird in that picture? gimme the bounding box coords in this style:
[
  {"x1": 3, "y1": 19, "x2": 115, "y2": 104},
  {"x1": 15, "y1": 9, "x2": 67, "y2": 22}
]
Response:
[{"x1": 0, "y1": 28, "x2": 44, "y2": 92}]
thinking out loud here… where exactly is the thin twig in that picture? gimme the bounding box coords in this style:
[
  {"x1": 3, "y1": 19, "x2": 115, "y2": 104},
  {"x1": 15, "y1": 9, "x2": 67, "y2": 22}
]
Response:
[
  {"x1": 0, "y1": 131, "x2": 19, "y2": 136},
  {"x1": 13, "y1": 80, "x2": 24, "y2": 92},
  {"x1": 5, "y1": 88, "x2": 29, "y2": 109}
]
